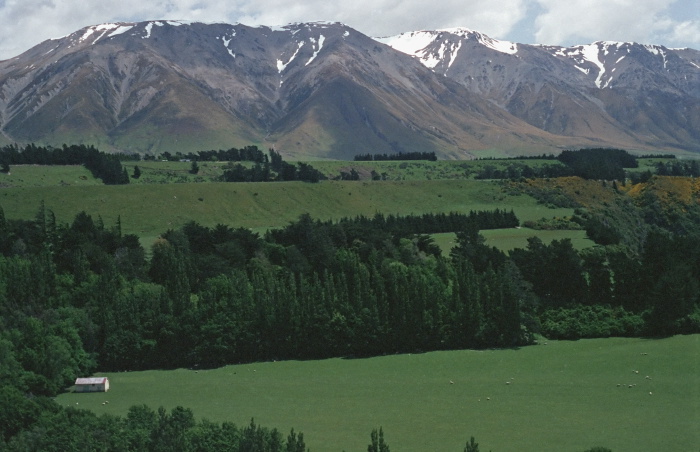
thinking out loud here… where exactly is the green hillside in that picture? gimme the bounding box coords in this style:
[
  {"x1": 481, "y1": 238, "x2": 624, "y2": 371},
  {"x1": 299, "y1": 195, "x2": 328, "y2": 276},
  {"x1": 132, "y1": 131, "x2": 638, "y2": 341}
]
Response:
[{"x1": 0, "y1": 179, "x2": 577, "y2": 245}]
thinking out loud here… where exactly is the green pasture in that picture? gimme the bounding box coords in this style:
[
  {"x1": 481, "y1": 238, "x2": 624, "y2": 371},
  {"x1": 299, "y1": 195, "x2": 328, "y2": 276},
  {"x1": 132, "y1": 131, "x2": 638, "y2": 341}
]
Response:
[
  {"x1": 122, "y1": 161, "x2": 237, "y2": 184},
  {"x1": 57, "y1": 335, "x2": 700, "y2": 452},
  {"x1": 433, "y1": 228, "x2": 594, "y2": 254},
  {"x1": 122, "y1": 158, "x2": 564, "y2": 183},
  {"x1": 0, "y1": 179, "x2": 574, "y2": 247},
  {"x1": 0, "y1": 165, "x2": 100, "y2": 188}
]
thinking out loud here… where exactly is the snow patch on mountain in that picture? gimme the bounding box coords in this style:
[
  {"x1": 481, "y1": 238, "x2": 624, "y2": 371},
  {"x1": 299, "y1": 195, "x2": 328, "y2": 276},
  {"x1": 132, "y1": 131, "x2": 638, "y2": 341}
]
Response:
[
  {"x1": 448, "y1": 40, "x2": 462, "y2": 68},
  {"x1": 377, "y1": 28, "x2": 517, "y2": 72},
  {"x1": 306, "y1": 35, "x2": 324, "y2": 66},
  {"x1": 143, "y1": 22, "x2": 166, "y2": 39},
  {"x1": 221, "y1": 35, "x2": 236, "y2": 59},
  {"x1": 108, "y1": 25, "x2": 134, "y2": 38},
  {"x1": 377, "y1": 31, "x2": 436, "y2": 62},
  {"x1": 78, "y1": 23, "x2": 119, "y2": 44},
  {"x1": 645, "y1": 44, "x2": 669, "y2": 68},
  {"x1": 278, "y1": 41, "x2": 304, "y2": 73},
  {"x1": 440, "y1": 27, "x2": 518, "y2": 55},
  {"x1": 581, "y1": 44, "x2": 608, "y2": 88}
]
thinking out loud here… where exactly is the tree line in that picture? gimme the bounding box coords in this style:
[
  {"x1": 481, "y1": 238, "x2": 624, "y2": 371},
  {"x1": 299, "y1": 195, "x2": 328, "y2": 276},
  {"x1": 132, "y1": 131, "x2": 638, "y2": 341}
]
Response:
[
  {"x1": 153, "y1": 145, "x2": 268, "y2": 163},
  {"x1": 1, "y1": 202, "x2": 697, "y2": 382},
  {"x1": 0, "y1": 143, "x2": 328, "y2": 185},
  {"x1": 353, "y1": 151, "x2": 437, "y2": 161},
  {"x1": 220, "y1": 149, "x2": 325, "y2": 183},
  {"x1": 0, "y1": 401, "x2": 308, "y2": 452},
  {"x1": 475, "y1": 148, "x2": 640, "y2": 181},
  {"x1": 653, "y1": 160, "x2": 700, "y2": 177},
  {"x1": 267, "y1": 210, "x2": 519, "y2": 249},
  {"x1": 0, "y1": 143, "x2": 131, "y2": 185}
]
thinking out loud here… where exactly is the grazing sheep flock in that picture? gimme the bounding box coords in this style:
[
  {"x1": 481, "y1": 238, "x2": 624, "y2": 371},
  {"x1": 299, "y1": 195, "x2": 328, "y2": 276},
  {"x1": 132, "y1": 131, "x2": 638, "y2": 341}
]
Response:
[{"x1": 616, "y1": 353, "x2": 653, "y2": 394}]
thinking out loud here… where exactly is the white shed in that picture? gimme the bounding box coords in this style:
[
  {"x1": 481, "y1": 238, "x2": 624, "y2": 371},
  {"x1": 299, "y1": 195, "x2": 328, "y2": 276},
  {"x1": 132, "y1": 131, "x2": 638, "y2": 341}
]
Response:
[{"x1": 74, "y1": 377, "x2": 110, "y2": 392}]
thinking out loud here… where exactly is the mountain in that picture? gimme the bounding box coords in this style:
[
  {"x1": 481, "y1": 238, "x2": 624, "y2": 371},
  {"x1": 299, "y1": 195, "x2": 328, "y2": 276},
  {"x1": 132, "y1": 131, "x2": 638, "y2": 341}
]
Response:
[
  {"x1": 0, "y1": 21, "x2": 698, "y2": 159},
  {"x1": 378, "y1": 28, "x2": 700, "y2": 154}
]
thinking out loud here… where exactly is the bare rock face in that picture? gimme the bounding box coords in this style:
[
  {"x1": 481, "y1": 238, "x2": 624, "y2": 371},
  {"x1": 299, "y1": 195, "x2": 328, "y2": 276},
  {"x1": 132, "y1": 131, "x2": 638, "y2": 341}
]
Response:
[{"x1": 0, "y1": 21, "x2": 697, "y2": 158}]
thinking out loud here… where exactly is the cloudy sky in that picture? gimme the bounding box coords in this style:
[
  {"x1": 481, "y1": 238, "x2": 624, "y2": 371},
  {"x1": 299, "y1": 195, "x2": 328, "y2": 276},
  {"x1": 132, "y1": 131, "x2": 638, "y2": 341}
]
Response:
[{"x1": 0, "y1": 0, "x2": 698, "y2": 59}]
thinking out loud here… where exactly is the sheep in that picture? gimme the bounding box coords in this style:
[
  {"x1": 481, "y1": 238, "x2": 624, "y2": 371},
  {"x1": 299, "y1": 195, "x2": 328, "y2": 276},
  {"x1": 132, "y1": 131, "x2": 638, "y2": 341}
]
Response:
[{"x1": 449, "y1": 380, "x2": 454, "y2": 384}]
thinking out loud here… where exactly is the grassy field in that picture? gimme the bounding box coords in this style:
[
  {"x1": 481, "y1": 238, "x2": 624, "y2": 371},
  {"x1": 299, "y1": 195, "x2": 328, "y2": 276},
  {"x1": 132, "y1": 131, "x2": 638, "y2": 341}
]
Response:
[
  {"x1": 0, "y1": 164, "x2": 101, "y2": 188},
  {"x1": 56, "y1": 335, "x2": 700, "y2": 452},
  {"x1": 0, "y1": 179, "x2": 578, "y2": 247},
  {"x1": 433, "y1": 228, "x2": 594, "y2": 254},
  {"x1": 123, "y1": 158, "x2": 570, "y2": 184}
]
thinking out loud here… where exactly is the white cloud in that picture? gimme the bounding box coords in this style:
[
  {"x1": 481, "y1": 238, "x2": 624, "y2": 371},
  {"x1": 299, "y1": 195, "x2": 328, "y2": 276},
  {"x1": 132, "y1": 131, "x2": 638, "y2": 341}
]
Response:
[
  {"x1": 533, "y1": 0, "x2": 700, "y2": 47},
  {"x1": 0, "y1": 0, "x2": 527, "y2": 59},
  {"x1": 664, "y1": 20, "x2": 700, "y2": 47},
  {"x1": 0, "y1": 0, "x2": 696, "y2": 59}
]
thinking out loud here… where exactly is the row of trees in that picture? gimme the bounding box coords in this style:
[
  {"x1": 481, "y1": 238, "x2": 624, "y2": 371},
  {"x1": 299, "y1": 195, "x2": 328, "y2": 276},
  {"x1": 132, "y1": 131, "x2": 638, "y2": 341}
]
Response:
[
  {"x1": 475, "y1": 148, "x2": 641, "y2": 181},
  {"x1": 152, "y1": 146, "x2": 269, "y2": 163},
  {"x1": 2, "y1": 201, "x2": 698, "y2": 378},
  {"x1": 0, "y1": 144, "x2": 131, "y2": 185},
  {"x1": 220, "y1": 162, "x2": 325, "y2": 183},
  {"x1": 220, "y1": 149, "x2": 325, "y2": 183},
  {"x1": 0, "y1": 144, "x2": 328, "y2": 185},
  {"x1": 266, "y1": 210, "x2": 519, "y2": 257},
  {"x1": 354, "y1": 151, "x2": 438, "y2": 161},
  {"x1": 654, "y1": 160, "x2": 700, "y2": 177},
  {"x1": 0, "y1": 389, "x2": 309, "y2": 452}
]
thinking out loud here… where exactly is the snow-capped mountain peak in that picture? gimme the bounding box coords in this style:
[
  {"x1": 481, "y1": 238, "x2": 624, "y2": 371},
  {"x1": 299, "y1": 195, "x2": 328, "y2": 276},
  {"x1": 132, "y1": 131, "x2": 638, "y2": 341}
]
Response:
[
  {"x1": 378, "y1": 29, "x2": 516, "y2": 59},
  {"x1": 0, "y1": 21, "x2": 697, "y2": 158},
  {"x1": 376, "y1": 29, "x2": 518, "y2": 75}
]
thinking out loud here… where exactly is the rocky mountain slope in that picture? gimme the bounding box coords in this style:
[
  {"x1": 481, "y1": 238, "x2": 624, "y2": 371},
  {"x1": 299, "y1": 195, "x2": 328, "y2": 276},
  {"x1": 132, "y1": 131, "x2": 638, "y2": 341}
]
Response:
[
  {"x1": 0, "y1": 21, "x2": 697, "y2": 159},
  {"x1": 379, "y1": 29, "x2": 700, "y2": 154}
]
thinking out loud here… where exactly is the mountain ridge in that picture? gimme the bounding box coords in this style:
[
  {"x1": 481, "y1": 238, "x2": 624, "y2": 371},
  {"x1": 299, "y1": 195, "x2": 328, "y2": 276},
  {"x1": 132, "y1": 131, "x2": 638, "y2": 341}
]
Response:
[
  {"x1": 0, "y1": 21, "x2": 697, "y2": 158},
  {"x1": 379, "y1": 29, "x2": 700, "y2": 154}
]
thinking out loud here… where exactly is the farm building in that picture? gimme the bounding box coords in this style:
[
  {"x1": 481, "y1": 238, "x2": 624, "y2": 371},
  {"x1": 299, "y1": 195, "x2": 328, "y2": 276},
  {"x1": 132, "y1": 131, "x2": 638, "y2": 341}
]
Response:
[{"x1": 74, "y1": 377, "x2": 110, "y2": 392}]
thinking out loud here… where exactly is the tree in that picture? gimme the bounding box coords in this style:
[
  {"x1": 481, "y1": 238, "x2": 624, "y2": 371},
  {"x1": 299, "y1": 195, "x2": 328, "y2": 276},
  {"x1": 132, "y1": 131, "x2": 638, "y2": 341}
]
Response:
[
  {"x1": 190, "y1": 160, "x2": 199, "y2": 175},
  {"x1": 132, "y1": 165, "x2": 141, "y2": 179},
  {"x1": 464, "y1": 436, "x2": 480, "y2": 452},
  {"x1": 451, "y1": 222, "x2": 505, "y2": 273},
  {"x1": 286, "y1": 428, "x2": 307, "y2": 452},
  {"x1": 368, "y1": 427, "x2": 390, "y2": 452}
]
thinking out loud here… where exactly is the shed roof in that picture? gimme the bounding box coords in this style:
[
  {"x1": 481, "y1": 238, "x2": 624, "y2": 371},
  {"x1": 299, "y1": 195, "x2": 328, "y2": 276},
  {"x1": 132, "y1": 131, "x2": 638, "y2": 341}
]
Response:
[{"x1": 75, "y1": 377, "x2": 108, "y2": 385}]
